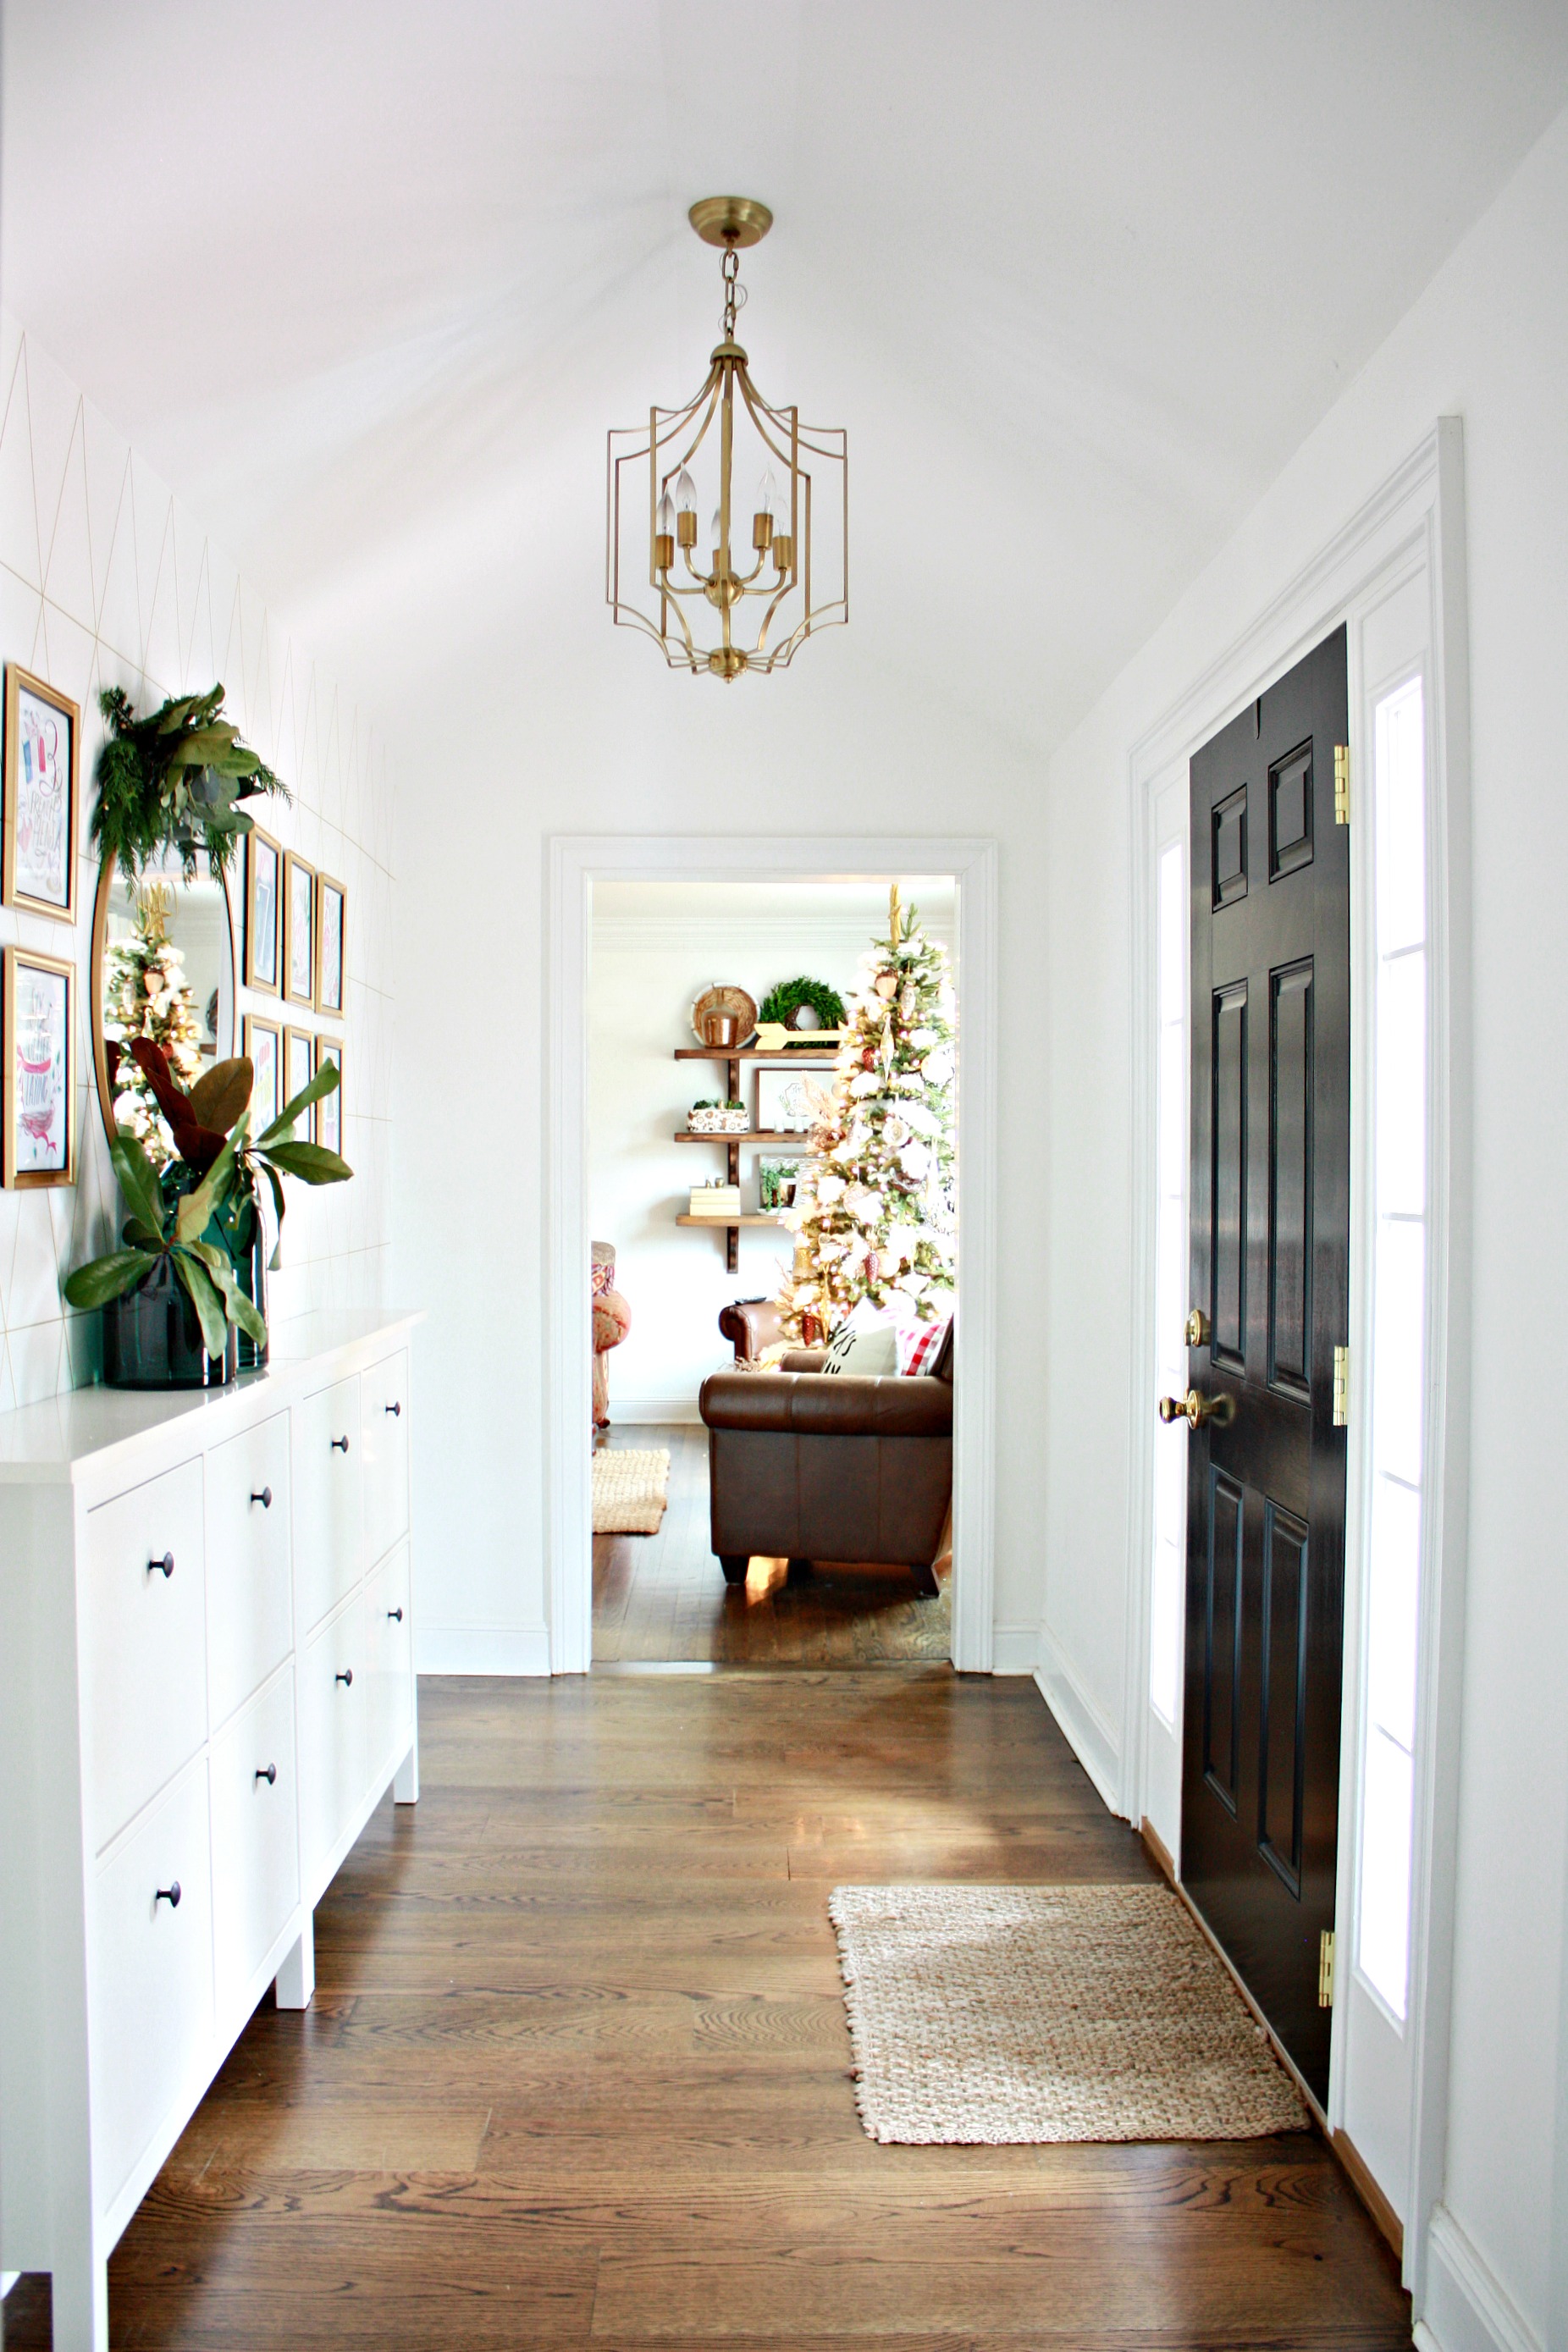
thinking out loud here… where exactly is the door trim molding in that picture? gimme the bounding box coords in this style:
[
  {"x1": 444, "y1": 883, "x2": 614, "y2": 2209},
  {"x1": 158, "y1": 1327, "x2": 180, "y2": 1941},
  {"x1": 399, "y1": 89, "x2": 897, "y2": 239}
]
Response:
[
  {"x1": 544, "y1": 832, "x2": 999, "y2": 1677},
  {"x1": 1124, "y1": 421, "x2": 1471, "y2": 2315}
]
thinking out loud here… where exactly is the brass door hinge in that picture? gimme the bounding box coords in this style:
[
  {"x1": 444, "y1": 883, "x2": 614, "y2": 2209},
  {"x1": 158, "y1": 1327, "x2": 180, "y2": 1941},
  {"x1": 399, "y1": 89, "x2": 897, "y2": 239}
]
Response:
[
  {"x1": 1333, "y1": 743, "x2": 1350, "y2": 825},
  {"x1": 1333, "y1": 1344, "x2": 1350, "y2": 1427},
  {"x1": 1318, "y1": 1929, "x2": 1336, "y2": 2007}
]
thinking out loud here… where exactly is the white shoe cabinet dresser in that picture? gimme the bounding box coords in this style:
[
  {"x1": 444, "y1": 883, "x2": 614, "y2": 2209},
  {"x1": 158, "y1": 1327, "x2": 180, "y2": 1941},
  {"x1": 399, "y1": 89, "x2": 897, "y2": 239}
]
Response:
[{"x1": 0, "y1": 1310, "x2": 422, "y2": 2352}]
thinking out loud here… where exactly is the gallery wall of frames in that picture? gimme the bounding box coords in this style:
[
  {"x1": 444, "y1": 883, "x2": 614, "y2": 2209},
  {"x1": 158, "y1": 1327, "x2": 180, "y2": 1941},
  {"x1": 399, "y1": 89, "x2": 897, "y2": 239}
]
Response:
[{"x1": 0, "y1": 312, "x2": 396, "y2": 1410}]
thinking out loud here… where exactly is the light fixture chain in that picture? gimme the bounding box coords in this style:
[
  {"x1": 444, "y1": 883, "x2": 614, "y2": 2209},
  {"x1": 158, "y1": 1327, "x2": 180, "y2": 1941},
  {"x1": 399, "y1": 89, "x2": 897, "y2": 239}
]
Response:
[{"x1": 721, "y1": 245, "x2": 747, "y2": 339}]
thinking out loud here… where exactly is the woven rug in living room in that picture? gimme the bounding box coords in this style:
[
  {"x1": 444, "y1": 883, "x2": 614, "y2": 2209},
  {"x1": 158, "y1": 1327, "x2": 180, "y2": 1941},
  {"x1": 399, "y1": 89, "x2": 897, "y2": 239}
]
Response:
[
  {"x1": 591, "y1": 1447, "x2": 670, "y2": 1535},
  {"x1": 829, "y1": 1882, "x2": 1309, "y2": 2144}
]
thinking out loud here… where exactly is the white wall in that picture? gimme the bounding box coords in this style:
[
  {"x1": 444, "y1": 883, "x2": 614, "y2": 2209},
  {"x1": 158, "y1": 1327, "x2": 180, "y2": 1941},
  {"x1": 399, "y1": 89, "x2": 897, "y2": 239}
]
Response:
[
  {"x1": 589, "y1": 880, "x2": 956, "y2": 1422},
  {"x1": 1037, "y1": 107, "x2": 1568, "y2": 2352},
  {"x1": 0, "y1": 317, "x2": 396, "y2": 1407}
]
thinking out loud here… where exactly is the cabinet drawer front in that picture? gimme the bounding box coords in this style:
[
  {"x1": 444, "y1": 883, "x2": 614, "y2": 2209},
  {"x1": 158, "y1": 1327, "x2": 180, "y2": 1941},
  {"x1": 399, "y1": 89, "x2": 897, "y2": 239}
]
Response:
[
  {"x1": 210, "y1": 1670, "x2": 300, "y2": 2012},
  {"x1": 365, "y1": 1541, "x2": 413, "y2": 1784},
  {"x1": 82, "y1": 1460, "x2": 207, "y2": 1852},
  {"x1": 360, "y1": 1350, "x2": 410, "y2": 1567},
  {"x1": 89, "y1": 1760, "x2": 214, "y2": 2210},
  {"x1": 291, "y1": 1377, "x2": 363, "y2": 1636},
  {"x1": 297, "y1": 1594, "x2": 367, "y2": 1888},
  {"x1": 206, "y1": 1413, "x2": 293, "y2": 1727}
]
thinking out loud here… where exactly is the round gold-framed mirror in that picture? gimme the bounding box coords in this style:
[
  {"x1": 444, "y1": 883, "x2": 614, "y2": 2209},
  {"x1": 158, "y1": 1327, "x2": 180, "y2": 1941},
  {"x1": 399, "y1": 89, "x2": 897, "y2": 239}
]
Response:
[{"x1": 90, "y1": 848, "x2": 238, "y2": 1162}]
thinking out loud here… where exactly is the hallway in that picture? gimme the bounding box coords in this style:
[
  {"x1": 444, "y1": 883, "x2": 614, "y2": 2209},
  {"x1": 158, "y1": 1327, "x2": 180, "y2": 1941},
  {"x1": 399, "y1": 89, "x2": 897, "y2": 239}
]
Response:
[{"x1": 8, "y1": 1672, "x2": 1410, "y2": 2348}]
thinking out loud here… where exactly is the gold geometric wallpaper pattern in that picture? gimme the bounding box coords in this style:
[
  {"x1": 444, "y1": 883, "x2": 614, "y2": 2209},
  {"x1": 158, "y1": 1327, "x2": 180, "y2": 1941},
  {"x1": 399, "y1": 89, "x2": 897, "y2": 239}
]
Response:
[{"x1": 0, "y1": 311, "x2": 396, "y2": 1411}]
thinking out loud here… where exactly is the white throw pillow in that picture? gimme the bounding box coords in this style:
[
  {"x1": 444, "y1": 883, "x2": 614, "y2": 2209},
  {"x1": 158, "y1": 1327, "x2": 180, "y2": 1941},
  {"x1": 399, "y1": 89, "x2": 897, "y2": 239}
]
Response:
[{"x1": 821, "y1": 1322, "x2": 899, "y2": 1378}]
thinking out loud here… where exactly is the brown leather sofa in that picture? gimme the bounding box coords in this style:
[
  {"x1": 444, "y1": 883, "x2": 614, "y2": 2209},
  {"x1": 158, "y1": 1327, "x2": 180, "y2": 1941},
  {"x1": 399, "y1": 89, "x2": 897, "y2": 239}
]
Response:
[
  {"x1": 717, "y1": 1296, "x2": 787, "y2": 1364},
  {"x1": 698, "y1": 1323, "x2": 952, "y2": 1595}
]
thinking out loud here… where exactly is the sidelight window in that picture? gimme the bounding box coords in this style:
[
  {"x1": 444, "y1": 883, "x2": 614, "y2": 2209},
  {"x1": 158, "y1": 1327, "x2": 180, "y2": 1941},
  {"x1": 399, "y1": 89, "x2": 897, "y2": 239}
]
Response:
[{"x1": 1355, "y1": 675, "x2": 1427, "y2": 2020}]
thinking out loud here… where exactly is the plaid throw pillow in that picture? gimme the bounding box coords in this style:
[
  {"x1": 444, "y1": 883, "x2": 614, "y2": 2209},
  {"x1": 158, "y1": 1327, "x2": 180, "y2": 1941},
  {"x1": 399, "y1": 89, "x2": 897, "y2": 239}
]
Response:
[{"x1": 898, "y1": 1315, "x2": 952, "y2": 1378}]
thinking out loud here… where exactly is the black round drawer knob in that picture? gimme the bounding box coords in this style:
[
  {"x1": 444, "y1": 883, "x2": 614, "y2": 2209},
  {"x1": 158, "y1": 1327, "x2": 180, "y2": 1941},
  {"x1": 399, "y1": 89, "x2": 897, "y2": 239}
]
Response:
[
  {"x1": 155, "y1": 1881, "x2": 182, "y2": 1909},
  {"x1": 336, "y1": 1667, "x2": 354, "y2": 1687},
  {"x1": 331, "y1": 1435, "x2": 351, "y2": 1454},
  {"x1": 147, "y1": 1552, "x2": 174, "y2": 1579},
  {"x1": 387, "y1": 1606, "x2": 404, "y2": 1622},
  {"x1": 255, "y1": 1763, "x2": 277, "y2": 1786},
  {"x1": 385, "y1": 1401, "x2": 401, "y2": 1416},
  {"x1": 251, "y1": 1486, "x2": 273, "y2": 1510}
]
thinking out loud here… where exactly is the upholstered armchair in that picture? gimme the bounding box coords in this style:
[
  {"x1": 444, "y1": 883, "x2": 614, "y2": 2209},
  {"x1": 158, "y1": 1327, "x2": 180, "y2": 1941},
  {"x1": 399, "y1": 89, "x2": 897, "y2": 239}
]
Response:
[{"x1": 698, "y1": 1323, "x2": 953, "y2": 1594}]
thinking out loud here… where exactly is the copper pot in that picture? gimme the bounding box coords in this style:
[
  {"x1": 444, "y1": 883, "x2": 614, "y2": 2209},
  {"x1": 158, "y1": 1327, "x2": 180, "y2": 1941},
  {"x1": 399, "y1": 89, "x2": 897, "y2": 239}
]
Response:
[{"x1": 702, "y1": 1009, "x2": 739, "y2": 1049}]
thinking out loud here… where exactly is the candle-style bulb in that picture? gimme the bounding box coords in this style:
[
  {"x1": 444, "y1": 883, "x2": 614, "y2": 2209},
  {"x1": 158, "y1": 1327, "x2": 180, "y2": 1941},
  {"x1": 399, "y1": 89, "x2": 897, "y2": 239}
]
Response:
[
  {"x1": 675, "y1": 469, "x2": 697, "y2": 516},
  {"x1": 756, "y1": 469, "x2": 778, "y2": 518},
  {"x1": 709, "y1": 506, "x2": 724, "y2": 549},
  {"x1": 656, "y1": 490, "x2": 675, "y2": 535}
]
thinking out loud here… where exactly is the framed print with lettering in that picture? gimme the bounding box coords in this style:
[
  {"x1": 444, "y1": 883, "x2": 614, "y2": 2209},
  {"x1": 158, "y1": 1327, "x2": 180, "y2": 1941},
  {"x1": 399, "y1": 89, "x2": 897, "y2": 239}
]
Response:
[
  {"x1": 3, "y1": 947, "x2": 75, "y2": 1187},
  {"x1": 243, "y1": 1014, "x2": 281, "y2": 1137},
  {"x1": 283, "y1": 850, "x2": 316, "y2": 1008},
  {"x1": 245, "y1": 825, "x2": 281, "y2": 994},
  {"x1": 3, "y1": 665, "x2": 79, "y2": 923},
  {"x1": 314, "y1": 871, "x2": 345, "y2": 1016},
  {"x1": 284, "y1": 1024, "x2": 316, "y2": 1143},
  {"x1": 316, "y1": 1035, "x2": 342, "y2": 1155}
]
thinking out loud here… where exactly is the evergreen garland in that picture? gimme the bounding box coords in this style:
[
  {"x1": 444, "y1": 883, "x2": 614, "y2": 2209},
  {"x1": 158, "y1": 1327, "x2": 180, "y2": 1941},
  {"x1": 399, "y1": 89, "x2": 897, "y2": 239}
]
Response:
[
  {"x1": 94, "y1": 682, "x2": 289, "y2": 882},
  {"x1": 776, "y1": 890, "x2": 956, "y2": 1339}
]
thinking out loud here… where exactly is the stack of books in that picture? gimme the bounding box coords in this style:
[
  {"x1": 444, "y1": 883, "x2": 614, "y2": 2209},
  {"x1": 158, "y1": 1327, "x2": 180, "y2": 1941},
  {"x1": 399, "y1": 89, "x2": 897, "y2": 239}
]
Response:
[{"x1": 688, "y1": 1182, "x2": 743, "y2": 1217}]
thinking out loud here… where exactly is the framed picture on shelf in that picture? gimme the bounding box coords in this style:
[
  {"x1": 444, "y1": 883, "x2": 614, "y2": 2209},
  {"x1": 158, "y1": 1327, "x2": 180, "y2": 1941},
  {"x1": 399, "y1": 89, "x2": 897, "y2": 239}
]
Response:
[
  {"x1": 315, "y1": 872, "x2": 345, "y2": 1016},
  {"x1": 244, "y1": 1013, "x2": 282, "y2": 1136},
  {"x1": 3, "y1": 665, "x2": 79, "y2": 924},
  {"x1": 283, "y1": 851, "x2": 316, "y2": 1008},
  {"x1": 3, "y1": 946, "x2": 75, "y2": 1188},
  {"x1": 284, "y1": 1025, "x2": 316, "y2": 1142},
  {"x1": 756, "y1": 1063, "x2": 831, "y2": 1135},
  {"x1": 245, "y1": 825, "x2": 281, "y2": 993},
  {"x1": 757, "y1": 1157, "x2": 799, "y2": 1212},
  {"x1": 316, "y1": 1035, "x2": 343, "y2": 1154}
]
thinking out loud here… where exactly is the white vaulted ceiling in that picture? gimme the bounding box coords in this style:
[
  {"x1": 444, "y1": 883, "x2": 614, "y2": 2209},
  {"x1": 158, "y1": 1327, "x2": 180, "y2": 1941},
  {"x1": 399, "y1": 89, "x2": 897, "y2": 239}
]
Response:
[{"x1": 4, "y1": 1, "x2": 1566, "y2": 753}]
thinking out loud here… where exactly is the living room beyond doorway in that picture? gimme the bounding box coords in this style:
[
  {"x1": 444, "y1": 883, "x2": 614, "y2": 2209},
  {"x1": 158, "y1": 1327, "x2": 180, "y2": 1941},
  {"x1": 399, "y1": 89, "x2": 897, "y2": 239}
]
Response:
[{"x1": 588, "y1": 875, "x2": 958, "y2": 1667}]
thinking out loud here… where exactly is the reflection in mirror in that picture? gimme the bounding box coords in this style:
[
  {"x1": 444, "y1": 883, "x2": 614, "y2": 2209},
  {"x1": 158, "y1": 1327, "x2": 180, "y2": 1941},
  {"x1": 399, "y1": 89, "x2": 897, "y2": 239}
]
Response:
[{"x1": 92, "y1": 849, "x2": 236, "y2": 1166}]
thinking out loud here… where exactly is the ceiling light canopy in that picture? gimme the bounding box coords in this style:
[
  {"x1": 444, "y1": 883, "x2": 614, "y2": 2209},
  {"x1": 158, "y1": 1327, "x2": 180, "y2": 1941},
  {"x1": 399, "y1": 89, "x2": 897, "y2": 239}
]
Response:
[{"x1": 607, "y1": 198, "x2": 847, "y2": 681}]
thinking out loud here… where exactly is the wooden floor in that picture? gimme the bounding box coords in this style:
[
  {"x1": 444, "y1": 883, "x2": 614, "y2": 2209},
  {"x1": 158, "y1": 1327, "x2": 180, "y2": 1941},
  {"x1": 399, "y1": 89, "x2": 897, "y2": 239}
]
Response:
[
  {"x1": 7, "y1": 1671, "x2": 1410, "y2": 2349},
  {"x1": 593, "y1": 1423, "x2": 952, "y2": 1665}
]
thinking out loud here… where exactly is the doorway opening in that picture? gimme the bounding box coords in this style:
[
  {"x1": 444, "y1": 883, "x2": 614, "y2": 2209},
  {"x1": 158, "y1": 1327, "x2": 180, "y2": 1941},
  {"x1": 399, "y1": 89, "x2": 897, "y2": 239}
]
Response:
[
  {"x1": 588, "y1": 875, "x2": 959, "y2": 1667},
  {"x1": 546, "y1": 833, "x2": 999, "y2": 1678}
]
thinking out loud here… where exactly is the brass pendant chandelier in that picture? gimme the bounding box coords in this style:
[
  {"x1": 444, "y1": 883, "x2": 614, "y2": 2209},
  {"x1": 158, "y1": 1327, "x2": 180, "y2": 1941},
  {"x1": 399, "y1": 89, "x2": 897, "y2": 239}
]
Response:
[{"x1": 607, "y1": 197, "x2": 847, "y2": 681}]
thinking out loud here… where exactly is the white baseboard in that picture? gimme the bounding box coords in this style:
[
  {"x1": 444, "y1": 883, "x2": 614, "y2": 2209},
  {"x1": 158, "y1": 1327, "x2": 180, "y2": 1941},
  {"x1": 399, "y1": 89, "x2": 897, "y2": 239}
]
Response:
[
  {"x1": 1035, "y1": 1626, "x2": 1125, "y2": 1817},
  {"x1": 991, "y1": 1624, "x2": 1039, "y2": 1675},
  {"x1": 415, "y1": 1625, "x2": 552, "y2": 1676},
  {"x1": 605, "y1": 1400, "x2": 704, "y2": 1425},
  {"x1": 1415, "y1": 2207, "x2": 1542, "y2": 2352}
]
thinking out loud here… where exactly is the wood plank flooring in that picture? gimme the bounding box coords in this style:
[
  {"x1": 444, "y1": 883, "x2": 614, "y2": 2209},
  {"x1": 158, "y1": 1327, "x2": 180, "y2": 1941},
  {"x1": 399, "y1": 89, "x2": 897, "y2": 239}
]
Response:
[
  {"x1": 5, "y1": 1671, "x2": 1410, "y2": 2349},
  {"x1": 594, "y1": 1423, "x2": 952, "y2": 1665}
]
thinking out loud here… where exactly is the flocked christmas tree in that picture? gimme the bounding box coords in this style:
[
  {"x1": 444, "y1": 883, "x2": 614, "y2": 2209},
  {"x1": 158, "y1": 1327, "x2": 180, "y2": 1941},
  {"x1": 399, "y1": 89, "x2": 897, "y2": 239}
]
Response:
[
  {"x1": 102, "y1": 881, "x2": 207, "y2": 1167},
  {"x1": 777, "y1": 886, "x2": 957, "y2": 1342}
]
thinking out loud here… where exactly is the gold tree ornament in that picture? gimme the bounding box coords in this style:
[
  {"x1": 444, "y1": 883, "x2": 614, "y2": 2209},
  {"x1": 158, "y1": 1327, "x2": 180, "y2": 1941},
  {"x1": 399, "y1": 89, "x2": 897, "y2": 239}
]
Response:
[{"x1": 607, "y1": 200, "x2": 847, "y2": 680}]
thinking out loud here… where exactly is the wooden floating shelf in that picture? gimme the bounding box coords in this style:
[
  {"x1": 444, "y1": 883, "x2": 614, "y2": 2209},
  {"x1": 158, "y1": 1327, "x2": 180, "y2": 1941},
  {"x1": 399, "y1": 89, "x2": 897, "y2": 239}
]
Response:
[
  {"x1": 674, "y1": 1129, "x2": 808, "y2": 1145},
  {"x1": 676, "y1": 1212, "x2": 786, "y2": 1228},
  {"x1": 673, "y1": 1046, "x2": 837, "y2": 1062}
]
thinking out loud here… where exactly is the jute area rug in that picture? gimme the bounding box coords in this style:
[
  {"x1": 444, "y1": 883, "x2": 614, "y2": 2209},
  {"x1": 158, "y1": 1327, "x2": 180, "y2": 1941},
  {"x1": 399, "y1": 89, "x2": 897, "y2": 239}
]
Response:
[
  {"x1": 830, "y1": 1882, "x2": 1309, "y2": 2144},
  {"x1": 591, "y1": 1447, "x2": 670, "y2": 1535}
]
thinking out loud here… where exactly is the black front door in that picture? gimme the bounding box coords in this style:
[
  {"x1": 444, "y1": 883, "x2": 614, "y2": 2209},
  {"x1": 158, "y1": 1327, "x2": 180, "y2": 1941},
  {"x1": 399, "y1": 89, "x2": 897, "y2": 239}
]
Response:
[{"x1": 1180, "y1": 626, "x2": 1350, "y2": 2104}]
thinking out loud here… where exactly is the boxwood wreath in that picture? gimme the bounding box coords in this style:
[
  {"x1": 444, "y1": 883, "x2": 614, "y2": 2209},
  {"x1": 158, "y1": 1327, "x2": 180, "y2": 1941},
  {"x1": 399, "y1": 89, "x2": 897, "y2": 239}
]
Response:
[
  {"x1": 759, "y1": 975, "x2": 847, "y2": 1032},
  {"x1": 93, "y1": 682, "x2": 289, "y2": 883}
]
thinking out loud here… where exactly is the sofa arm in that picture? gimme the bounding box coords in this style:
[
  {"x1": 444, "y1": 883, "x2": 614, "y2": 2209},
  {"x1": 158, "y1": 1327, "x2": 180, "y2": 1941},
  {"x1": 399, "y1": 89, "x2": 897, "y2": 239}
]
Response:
[
  {"x1": 779, "y1": 1348, "x2": 827, "y2": 1372},
  {"x1": 717, "y1": 1298, "x2": 787, "y2": 1361},
  {"x1": 699, "y1": 1370, "x2": 952, "y2": 1438}
]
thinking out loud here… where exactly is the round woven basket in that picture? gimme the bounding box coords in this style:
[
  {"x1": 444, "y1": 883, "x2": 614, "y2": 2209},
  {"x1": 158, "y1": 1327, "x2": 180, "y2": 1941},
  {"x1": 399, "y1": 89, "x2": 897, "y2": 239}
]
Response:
[{"x1": 691, "y1": 984, "x2": 758, "y2": 1049}]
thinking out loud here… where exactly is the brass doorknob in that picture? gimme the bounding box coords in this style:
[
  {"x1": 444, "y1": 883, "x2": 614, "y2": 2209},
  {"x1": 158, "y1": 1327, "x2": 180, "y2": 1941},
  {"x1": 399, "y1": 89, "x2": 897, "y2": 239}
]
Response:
[{"x1": 1158, "y1": 1387, "x2": 1236, "y2": 1429}]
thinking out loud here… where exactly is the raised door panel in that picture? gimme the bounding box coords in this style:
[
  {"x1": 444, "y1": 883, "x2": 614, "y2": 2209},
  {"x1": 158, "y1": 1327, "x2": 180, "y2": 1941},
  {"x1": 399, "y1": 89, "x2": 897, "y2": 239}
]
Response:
[
  {"x1": 81, "y1": 1459, "x2": 207, "y2": 1854},
  {"x1": 291, "y1": 1377, "x2": 363, "y2": 1637},
  {"x1": 296, "y1": 1592, "x2": 367, "y2": 1890},
  {"x1": 210, "y1": 1668, "x2": 300, "y2": 2016},
  {"x1": 360, "y1": 1350, "x2": 410, "y2": 1570},
  {"x1": 88, "y1": 1758, "x2": 214, "y2": 2210},
  {"x1": 365, "y1": 1541, "x2": 413, "y2": 1785},
  {"x1": 206, "y1": 1412, "x2": 293, "y2": 1729}
]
